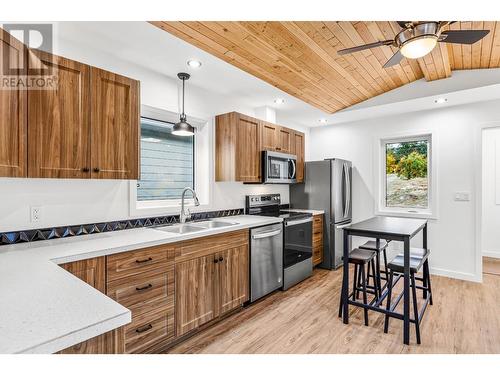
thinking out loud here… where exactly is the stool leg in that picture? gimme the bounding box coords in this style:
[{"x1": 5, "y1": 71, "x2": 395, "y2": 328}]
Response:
[
  {"x1": 375, "y1": 252, "x2": 382, "y2": 296},
  {"x1": 384, "y1": 270, "x2": 394, "y2": 333},
  {"x1": 425, "y1": 260, "x2": 433, "y2": 305},
  {"x1": 422, "y1": 261, "x2": 428, "y2": 299},
  {"x1": 411, "y1": 273, "x2": 421, "y2": 344},
  {"x1": 372, "y1": 258, "x2": 380, "y2": 300},
  {"x1": 360, "y1": 263, "x2": 369, "y2": 326},
  {"x1": 382, "y1": 248, "x2": 388, "y2": 280},
  {"x1": 338, "y1": 275, "x2": 345, "y2": 318},
  {"x1": 352, "y1": 264, "x2": 358, "y2": 302},
  {"x1": 356, "y1": 264, "x2": 362, "y2": 299}
]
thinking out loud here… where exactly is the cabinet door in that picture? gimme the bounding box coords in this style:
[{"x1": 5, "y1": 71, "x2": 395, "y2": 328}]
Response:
[
  {"x1": 217, "y1": 244, "x2": 249, "y2": 316},
  {"x1": 235, "y1": 114, "x2": 261, "y2": 182},
  {"x1": 28, "y1": 50, "x2": 91, "y2": 178},
  {"x1": 0, "y1": 29, "x2": 27, "y2": 177},
  {"x1": 261, "y1": 121, "x2": 278, "y2": 151},
  {"x1": 175, "y1": 254, "x2": 217, "y2": 337},
  {"x1": 59, "y1": 257, "x2": 107, "y2": 354},
  {"x1": 293, "y1": 131, "x2": 305, "y2": 183},
  {"x1": 90, "y1": 67, "x2": 139, "y2": 179},
  {"x1": 278, "y1": 127, "x2": 292, "y2": 154}
]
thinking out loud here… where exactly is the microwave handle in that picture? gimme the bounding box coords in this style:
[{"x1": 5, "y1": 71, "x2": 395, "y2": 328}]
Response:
[{"x1": 289, "y1": 159, "x2": 296, "y2": 179}]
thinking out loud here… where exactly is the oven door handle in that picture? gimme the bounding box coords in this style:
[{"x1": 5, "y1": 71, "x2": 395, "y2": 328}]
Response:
[
  {"x1": 252, "y1": 229, "x2": 283, "y2": 240},
  {"x1": 285, "y1": 217, "x2": 313, "y2": 226}
]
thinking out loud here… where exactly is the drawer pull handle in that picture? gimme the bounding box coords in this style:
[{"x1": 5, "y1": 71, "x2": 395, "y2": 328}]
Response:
[
  {"x1": 135, "y1": 257, "x2": 153, "y2": 264},
  {"x1": 136, "y1": 283, "x2": 153, "y2": 291},
  {"x1": 214, "y1": 259, "x2": 219, "y2": 264},
  {"x1": 135, "y1": 324, "x2": 153, "y2": 334},
  {"x1": 219, "y1": 257, "x2": 223, "y2": 262}
]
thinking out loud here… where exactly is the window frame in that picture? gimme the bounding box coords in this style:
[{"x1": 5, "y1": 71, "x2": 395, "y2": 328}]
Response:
[
  {"x1": 129, "y1": 105, "x2": 211, "y2": 217},
  {"x1": 375, "y1": 131, "x2": 438, "y2": 219},
  {"x1": 137, "y1": 115, "x2": 196, "y2": 204}
]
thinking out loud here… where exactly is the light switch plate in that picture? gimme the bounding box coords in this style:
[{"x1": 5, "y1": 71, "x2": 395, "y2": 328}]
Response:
[{"x1": 454, "y1": 192, "x2": 470, "y2": 202}]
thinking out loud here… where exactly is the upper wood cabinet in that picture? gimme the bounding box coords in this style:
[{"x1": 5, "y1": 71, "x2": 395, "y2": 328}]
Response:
[
  {"x1": 28, "y1": 50, "x2": 91, "y2": 178},
  {"x1": 278, "y1": 126, "x2": 293, "y2": 154},
  {"x1": 0, "y1": 35, "x2": 140, "y2": 180},
  {"x1": 90, "y1": 67, "x2": 139, "y2": 180},
  {"x1": 215, "y1": 111, "x2": 305, "y2": 183},
  {"x1": 261, "y1": 122, "x2": 292, "y2": 154},
  {"x1": 0, "y1": 29, "x2": 27, "y2": 177},
  {"x1": 292, "y1": 131, "x2": 305, "y2": 183},
  {"x1": 261, "y1": 121, "x2": 279, "y2": 151},
  {"x1": 216, "y1": 112, "x2": 261, "y2": 182}
]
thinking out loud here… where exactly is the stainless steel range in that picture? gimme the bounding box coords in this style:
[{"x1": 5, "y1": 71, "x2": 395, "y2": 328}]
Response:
[{"x1": 246, "y1": 194, "x2": 313, "y2": 295}]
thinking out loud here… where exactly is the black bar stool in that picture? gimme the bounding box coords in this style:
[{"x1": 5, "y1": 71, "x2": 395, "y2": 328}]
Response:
[
  {"x1": 384, "y1": 248, "x2": 433, "y2": 344},
  {"x1": 338, "y1": 248, "x2": 378, "y2": 326},
  {"x1": 359, "y1": 240, "x2": 389, "y2": 297}
]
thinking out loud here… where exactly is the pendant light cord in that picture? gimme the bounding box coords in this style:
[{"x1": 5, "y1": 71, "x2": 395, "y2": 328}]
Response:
[{"x1": 181, "y1": 77, "x2": 185, "y2": 118}]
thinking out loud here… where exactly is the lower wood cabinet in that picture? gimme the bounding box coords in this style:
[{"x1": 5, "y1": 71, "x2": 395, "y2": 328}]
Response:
[
  {"x1": 312, "y1": 214, "x2": 324, "y2": 266},
  {"x1": 57, "y1": 230, "x2": 250, "y2": 353},
  {"x1": 106, "y1": 243, "x2": 176, "y2": 353},
  {"x1": 175, "y1": 230, "x2": 249, "y2": 337},
  {"x1": 175, "y1": 254, "x2": 217, "y2": 336},
  {"x1": 58, "y1": 257, "x2": 124, "y2": 354}
]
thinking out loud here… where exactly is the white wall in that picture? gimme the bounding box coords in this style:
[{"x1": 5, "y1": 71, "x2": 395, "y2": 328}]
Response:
[
  {"x1": 309, "y1": 99, "x2": 500, "y2": 281},
  {"x1": 0, "y1": 30, "x2": 302, "y2": 232},
  {"x1": 482, "y1": 127, "x2": 500, "y2": 258}
]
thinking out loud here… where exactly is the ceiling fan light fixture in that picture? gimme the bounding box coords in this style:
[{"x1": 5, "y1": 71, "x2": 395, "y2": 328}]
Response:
[{"x1": 400, "y1": 35, "x2": 438, "y2": 59}]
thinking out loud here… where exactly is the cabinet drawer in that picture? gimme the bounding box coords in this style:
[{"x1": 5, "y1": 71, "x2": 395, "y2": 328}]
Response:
[
  {"x1": 107, "y1": 266, "x2": 174, "y2": 318},
  {"x1": 107, "y1": 244, "x2": 175, "y2": 282},
  {"x1": 176, "y1": 229, "x2": 249, "y2": 263},
  {"x1": 125, "y1": 307, "x2": 174, "y2": 353}
]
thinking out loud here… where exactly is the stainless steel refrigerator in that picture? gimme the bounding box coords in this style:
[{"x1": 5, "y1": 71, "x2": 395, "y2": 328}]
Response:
[{"x1": 290, "y1": 158, "x2": 352, "y2": 269}]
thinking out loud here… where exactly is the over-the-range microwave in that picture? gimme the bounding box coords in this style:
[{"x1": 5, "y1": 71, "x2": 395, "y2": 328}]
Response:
[{"x1": 262, "y1": 150, "x2": 297, "y2": 184}]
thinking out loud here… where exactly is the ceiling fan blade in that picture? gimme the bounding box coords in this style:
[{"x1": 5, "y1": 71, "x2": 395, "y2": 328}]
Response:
[
  {"x1": 440, "y1": 30, "x2": 490, "y2": 44},
  {"x1": 383, "y1": 50, "x2": 403, "y2": 68},
  {"x1": 397, "y1": 21, "x2": 411, "y2": 28},
  {"x1": 337, "y1": 40, "x2": 393, "y2": 55}
]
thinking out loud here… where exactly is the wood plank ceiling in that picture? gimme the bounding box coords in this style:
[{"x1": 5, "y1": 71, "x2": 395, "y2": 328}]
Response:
[{"x1": 151, "y1": 21, "x2": 500, "y2": 114}]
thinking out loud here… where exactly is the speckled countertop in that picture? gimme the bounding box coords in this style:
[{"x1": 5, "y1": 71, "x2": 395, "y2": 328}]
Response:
[{"x1": 0, "y1": 215, "x2": 282, "y2": 354}]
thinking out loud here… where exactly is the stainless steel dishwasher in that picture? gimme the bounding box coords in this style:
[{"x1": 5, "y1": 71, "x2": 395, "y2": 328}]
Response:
[{"x1": 250, "y1": 223, "x2": 283, "y2": 302}]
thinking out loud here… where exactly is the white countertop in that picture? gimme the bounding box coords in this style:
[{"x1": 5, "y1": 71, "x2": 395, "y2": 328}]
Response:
[
  {"x1": 281, "y1": 208, "x2": 325, "y2": 216},
  {"x1": 0, "y1": 215, "x2": 282, "y2": 354}
]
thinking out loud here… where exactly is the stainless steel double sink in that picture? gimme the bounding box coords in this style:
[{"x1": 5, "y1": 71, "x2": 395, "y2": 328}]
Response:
[{"x1": 153, "y1": 219, "x2": 239, "y2": 234}]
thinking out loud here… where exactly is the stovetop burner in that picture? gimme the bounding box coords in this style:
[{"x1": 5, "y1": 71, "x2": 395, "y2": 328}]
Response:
[{"x1": 245, "y1": 194, "x2": 312, "y2": 222}]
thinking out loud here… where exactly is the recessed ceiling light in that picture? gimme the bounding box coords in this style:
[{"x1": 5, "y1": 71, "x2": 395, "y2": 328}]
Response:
[
  {"x1": 274, "y1": 98, "x2": 285, "y2": 104},
  {"x1": 319, "y1": 118, "x2": 327, "y2": 124},
  {"x1": 434, "y1": 97, "x2": 447, "y2": 104},
  {"x1": 187, "y1": 59, "x2": 202, "y2": 69}
]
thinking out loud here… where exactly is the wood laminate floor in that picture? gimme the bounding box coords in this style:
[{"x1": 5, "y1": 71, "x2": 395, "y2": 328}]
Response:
[
  {"x1": 484, "y1": 257, "x2": 500, "y2": 276},
  {"x1": 167, "y1": 267, "x2": 500, "y2": 354}
]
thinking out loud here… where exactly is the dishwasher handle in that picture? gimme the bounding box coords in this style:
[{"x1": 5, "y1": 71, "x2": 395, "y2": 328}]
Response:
[{"x1": 252, "y1": 229, "x2": 282, "y2": 240}]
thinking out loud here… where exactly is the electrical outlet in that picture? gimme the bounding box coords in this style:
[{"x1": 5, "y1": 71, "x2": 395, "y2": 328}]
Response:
[{"x1": 31, "y1": 206, "x2": 42, "y2": 223}]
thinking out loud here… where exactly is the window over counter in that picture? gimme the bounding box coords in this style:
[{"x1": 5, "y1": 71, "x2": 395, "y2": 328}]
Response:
[
  {"x1": 378, "y1": 133, "x2": 436, "y2": 218},
  {"x1": 137, "y1": 117, "x2": 194, "y2": 201}
]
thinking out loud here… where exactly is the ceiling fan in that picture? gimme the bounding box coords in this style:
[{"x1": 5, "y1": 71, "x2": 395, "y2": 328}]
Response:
[{"x1": 337, "y1": 21, "x2": 490, "y2": 68}]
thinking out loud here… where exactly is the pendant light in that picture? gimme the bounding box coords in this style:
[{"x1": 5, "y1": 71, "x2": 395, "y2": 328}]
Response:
[{"x1": 172, "y1": 72, "x2": 194, "y2": 136}]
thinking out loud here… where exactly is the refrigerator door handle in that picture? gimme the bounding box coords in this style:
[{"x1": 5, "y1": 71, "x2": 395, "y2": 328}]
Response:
[
  {"x1": 345, "y1": 163, "x2": 351, "y2": 218},
  {"x1": 343, "y1": 163, "x2": 349, "y2": 219}
]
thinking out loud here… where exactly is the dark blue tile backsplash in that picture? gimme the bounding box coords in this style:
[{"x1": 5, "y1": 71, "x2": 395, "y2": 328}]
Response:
[{"x1": 0, "y1": 208, "x2": 244, "y2": 246}]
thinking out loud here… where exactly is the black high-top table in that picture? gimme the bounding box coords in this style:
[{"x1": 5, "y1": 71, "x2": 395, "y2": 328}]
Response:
[{"x1": 340, "y1": 216, "x2": 428, "y2": 345}]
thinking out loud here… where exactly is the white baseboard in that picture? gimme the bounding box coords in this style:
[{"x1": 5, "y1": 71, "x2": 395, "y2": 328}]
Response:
[
  {"x1": 429, "y1": 266, "x2": 481, "y2": 283},
  {"x1": 482, "y1": 251, "x2": 500, "y2": 259}
]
